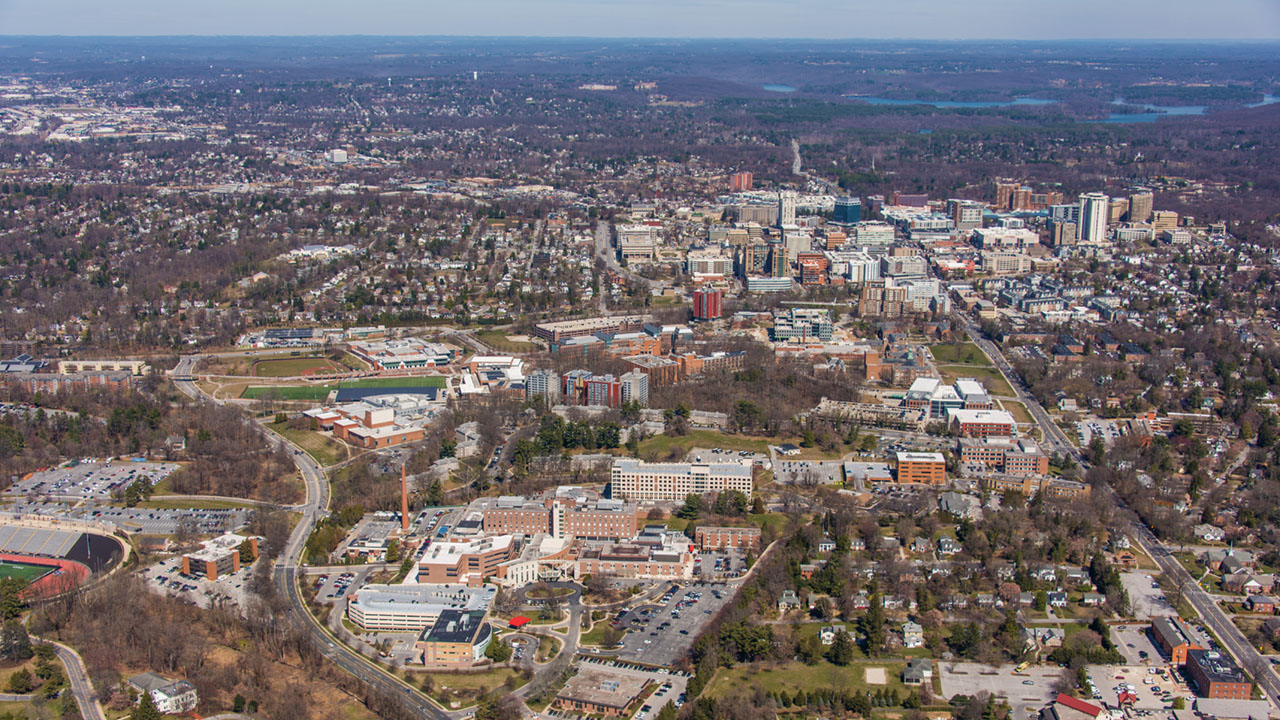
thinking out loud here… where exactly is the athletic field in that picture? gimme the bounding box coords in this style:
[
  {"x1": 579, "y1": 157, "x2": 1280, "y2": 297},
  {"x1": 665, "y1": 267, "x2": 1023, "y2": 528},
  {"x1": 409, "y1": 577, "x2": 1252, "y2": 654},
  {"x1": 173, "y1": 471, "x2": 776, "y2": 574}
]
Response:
[{"x1": 0, "y1": 560, "x2": 54, "y2": 585}]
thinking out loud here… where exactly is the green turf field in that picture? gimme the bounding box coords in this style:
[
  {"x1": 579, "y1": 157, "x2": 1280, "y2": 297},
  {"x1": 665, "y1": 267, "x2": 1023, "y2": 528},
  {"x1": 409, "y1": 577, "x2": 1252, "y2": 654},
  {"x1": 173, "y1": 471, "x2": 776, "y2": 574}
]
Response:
[
  {"x1": 0, "y1": 561, "x2": 54, "y2": 584},
  {"x1": 240, "y1": 374, "x2": 446, "y2": 400}
]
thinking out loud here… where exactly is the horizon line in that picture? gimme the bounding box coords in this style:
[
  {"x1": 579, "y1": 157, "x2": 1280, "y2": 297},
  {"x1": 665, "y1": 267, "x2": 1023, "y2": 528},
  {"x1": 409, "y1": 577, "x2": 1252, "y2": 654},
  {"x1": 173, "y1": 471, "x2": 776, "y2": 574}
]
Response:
[{"x1": 1, "y1": 34, "x2": 1279, "y2": 43}]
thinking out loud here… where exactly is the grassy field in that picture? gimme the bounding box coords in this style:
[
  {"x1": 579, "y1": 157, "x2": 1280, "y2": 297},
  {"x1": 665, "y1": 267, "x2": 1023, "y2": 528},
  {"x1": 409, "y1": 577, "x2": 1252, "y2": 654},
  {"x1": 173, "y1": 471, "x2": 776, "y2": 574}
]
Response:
[
  {"x1": 1000, "y1": 399, "x2": 1035, "y2": 425},
  {"x1": 579, "y1": 622, "x2": 623, "y2": 648},
  {"x1": 242, "y1": 385, "x2": 333, "y2": 400},
  {"x1": 421, "y1": 667, "x2": 527, "y2": 707},
  {"x1": 706, "y1": 660, "x2": 909, "y2": 699},
  {"x1": 252, "y1": 356, "x2": 346, "y2": 377},
  {"x1": 268, "y1": 422, "x2": 348, "y2": 466},
  {"x1": 475, "y1": 330, "x2": 537, "y2": 353},
  {"x1": 928, "y1": 343, "x2": 989, "y2": 365},
  {"x1": 938, "y1": 365, "x2": 1015, "y2": 397},
  {"x1": 638, "y1": 430, "x2": 773, "y2": 459},
  {"x1": 0, "y1": 560, "x2": 52, "y2": 584}
]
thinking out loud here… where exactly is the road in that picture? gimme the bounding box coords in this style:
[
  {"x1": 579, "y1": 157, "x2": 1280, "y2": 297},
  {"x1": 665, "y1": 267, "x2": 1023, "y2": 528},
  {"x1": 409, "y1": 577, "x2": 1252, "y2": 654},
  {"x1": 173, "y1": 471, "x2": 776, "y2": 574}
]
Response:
[
  {"x1": 50, "y1": 641, "x2": 105, "y2": 720},
  {"x1": 954, "y1": 314, "x2": 1074, "y2": 456},
  {"x1": 956, "y1": 317, "x2": 1280, "y2": 711},
  {"x1": 174, "y1": 358, "x2": 470, "y2": 719}
]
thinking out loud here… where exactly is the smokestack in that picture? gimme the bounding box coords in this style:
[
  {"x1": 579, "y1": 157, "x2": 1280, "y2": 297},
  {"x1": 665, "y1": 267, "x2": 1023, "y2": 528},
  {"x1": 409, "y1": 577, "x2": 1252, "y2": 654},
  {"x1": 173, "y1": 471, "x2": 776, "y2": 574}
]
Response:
[{"x1": 400, "y1": 465, "x2": 409, "y2": 533}]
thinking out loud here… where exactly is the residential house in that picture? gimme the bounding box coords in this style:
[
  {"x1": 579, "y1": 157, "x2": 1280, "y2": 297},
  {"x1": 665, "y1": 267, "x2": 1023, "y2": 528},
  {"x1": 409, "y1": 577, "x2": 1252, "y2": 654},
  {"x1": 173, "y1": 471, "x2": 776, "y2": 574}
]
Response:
[
  {"x1": 820, "y1": 625, "x2": 847, "y2": 645},
  {"x1": 1082, "y1": 592, "x2": 1105, "y2": 607},
  {"x1": 1246, "y1": 596, "x2": 1278, "y2": 614},
  {"x1": 127, "y1": 672, "x2": 199, "y2": 715},
  {"x1": 903, "y1": 658, "x2": 933, "y2": 685},
  {"x1": 778, "y1": 590, "x2": 801, "y2": 613},
  {"x1": 1194, "y1": 524, "x2": 1226, "y2": 542},
  {"x1": 902, "y1": 621, "x2": 924, "y2": 648},
  {"x1": 1048, "y1": 591, "x2": 1069, "y2": 608}
]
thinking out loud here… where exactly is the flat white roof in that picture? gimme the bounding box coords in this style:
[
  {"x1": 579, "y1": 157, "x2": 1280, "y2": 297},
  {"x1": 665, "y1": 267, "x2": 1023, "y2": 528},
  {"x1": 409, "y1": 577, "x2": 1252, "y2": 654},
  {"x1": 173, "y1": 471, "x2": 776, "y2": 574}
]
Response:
[{"x1": 897, "y1": 451, "x2": 945, "y2": 463}]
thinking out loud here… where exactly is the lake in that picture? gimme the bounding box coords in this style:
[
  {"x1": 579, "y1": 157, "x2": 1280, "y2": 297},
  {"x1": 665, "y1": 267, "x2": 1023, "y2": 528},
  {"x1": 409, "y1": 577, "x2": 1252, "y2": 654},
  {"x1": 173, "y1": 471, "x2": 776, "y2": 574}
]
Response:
[
  {"x1": 1103, "y1": 95, "x2": 1280, "y2": 123},
  {"x1": 762, "y1": 84, "x2": 797, "y2": 93},
  {"x1": 844, "y1": 96, "x2": 1058, "y2": 108}
]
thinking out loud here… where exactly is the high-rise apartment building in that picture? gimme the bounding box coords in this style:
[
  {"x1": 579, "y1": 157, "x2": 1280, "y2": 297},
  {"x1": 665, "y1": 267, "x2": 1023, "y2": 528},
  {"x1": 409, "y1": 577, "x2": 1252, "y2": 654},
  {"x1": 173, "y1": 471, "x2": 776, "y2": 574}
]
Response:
[
  {"x1": 948, "y1": 199, "x2": 985, "y2": 231},
  {"x1": 525, "y1": 369, "x2": 561, "y2": 403},
  {"x1": 619, "y1": 371, "x2": 649, "y2": 407},
  {"x1": 1128, "y1": 190, "x2": 1154, "y2": 223},
  {"x1": 777, "y1": 190, "x2": 797, "y2": 227},
  {"x1": 692, "y1": 287, "x2": 723, "y2": 321},
  {"x1": 728, "y1": 171, "x2": 753, "y2": 192},
  {"x1": 1078, "y1": 192, "x2": 1110, "y2": 244}
]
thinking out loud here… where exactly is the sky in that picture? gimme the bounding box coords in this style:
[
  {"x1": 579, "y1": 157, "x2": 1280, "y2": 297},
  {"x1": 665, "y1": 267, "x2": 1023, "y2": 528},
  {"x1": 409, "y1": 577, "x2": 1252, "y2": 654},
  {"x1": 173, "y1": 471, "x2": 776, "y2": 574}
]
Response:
[{"x1": 0, "y1": 0, "x2": 1278, "y2": 40}]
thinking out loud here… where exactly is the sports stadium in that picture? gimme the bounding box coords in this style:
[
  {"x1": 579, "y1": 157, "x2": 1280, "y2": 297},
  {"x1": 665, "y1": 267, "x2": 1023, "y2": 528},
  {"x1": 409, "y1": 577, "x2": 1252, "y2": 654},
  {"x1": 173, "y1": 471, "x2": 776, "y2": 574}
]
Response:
[{"x1": 0, "y1": 523, "x2": 125, "y2": 598}]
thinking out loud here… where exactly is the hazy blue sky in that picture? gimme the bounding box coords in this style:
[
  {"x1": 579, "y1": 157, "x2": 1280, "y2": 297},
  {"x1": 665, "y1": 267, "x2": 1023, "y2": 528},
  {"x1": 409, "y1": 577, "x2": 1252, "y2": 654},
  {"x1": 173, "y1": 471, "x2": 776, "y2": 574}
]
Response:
[{"x1": 1, "y1": 0, "x2": 1278, "y2": 39}]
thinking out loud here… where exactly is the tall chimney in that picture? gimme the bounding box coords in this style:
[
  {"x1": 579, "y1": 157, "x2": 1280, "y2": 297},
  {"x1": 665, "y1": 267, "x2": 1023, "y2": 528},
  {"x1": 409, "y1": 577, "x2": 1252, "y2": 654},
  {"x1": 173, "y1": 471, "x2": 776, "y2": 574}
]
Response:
[{"x1": 400, "y1": 465, "x2": 409, "y2": 533}]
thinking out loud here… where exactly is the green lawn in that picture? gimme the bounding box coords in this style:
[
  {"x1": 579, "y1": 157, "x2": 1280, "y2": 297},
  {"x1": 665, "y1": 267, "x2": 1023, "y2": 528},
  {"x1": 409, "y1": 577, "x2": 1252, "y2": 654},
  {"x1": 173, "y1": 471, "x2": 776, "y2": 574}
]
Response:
[
  {"x1": 268, "y1": 422, "x2": 348, "y2": 466},
  {"x1": 252, "y1": 356, "x2": 346, "y2": 377},
  {"x1": 928, "y1": 343, "x2": 989, "y2": 365},
  {"x1": 580, "y1": 622, "x2": 624, "y2": 649},
  {"x1": 0, "y1": 560, "x2": 53, "y2": 584},
  {"x1": 242, "y1": 385, "x2": 334, "y2": 400},
  {"x1": 938, "y1": 365, "x2": 1015, "y2": 397},
  {"x1": 639, "y1": 430, "x2": 773, "y2": 459},
  {"x1": 707, "y1": 660, "x2": 909, "y2": 699},
  {"x1": 475, "y1": 330, "x2": 537, "y2": 353},
  {"x1": 1000, "y1": 400, "x2": 1035, "y2": 425}
]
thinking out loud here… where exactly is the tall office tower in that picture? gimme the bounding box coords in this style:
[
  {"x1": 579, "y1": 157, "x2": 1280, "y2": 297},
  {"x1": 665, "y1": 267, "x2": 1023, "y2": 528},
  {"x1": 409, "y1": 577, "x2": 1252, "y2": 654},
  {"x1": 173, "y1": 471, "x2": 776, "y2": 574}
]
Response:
[
  {"x1": 741, "y1": 243, "x2": 770, "y2": 277},
  {"x1": 1108, "y1": 198, "x2": 1129, "y2": 224},
  {"x1": 777, "y1": 190, "x2": 797, "y2": 227},
  {"x1": 948, "y1": 199, "x2": 985, "y2": 231},
  {"x1": 1048, "y1": 219, "x2": 1078, "y2": 247},
  {"x1": 692, "y1": 287, "x2": 723, "y2": 321},
  {"x1": 1128, "y1": 190, "x2": 1154, "y2": 223},
  {"x1": 728, "y1": 172, "x2": 753, "y2": 192},
  {"x1": 1049, "y1": 203, "x2": 1081, "y2": 223},
  {"x1": 1078, "y1": 192, "x2": 1110, "y2": 244},
  {"x1": 995, "y1": 181, "x2": 1020, "y2": 211},
  {"x1": 834, "y1": 196, "x2": 862, "y2": 224},
  {"x1": 770, "y1": 243, "x2": 789, "y2": 277}
]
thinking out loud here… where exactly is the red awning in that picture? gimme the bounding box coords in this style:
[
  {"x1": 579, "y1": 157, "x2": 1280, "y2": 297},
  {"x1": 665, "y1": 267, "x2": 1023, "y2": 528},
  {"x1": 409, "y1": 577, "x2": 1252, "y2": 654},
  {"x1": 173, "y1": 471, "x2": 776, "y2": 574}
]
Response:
[{"x1": 509, "y1": 616, "x2": 531, "y2": 628}]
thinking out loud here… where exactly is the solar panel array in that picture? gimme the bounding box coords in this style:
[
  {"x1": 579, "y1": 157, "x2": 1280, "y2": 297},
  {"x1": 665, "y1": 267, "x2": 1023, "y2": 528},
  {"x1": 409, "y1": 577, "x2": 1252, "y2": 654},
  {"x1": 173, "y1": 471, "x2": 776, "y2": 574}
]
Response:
[
  {"x1": 0, "y1": 526, "x2": 81, "y2": 557},
  {"x1": 264, "y1": 328, "x2": 316, "y2": 339}
]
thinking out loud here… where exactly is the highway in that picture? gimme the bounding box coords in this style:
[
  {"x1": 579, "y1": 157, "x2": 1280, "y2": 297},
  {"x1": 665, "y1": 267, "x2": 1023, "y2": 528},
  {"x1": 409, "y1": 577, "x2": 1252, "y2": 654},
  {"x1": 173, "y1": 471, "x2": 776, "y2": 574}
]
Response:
[{"x1": 956, "y1": 317, "x2": 1280, "y2": 711}]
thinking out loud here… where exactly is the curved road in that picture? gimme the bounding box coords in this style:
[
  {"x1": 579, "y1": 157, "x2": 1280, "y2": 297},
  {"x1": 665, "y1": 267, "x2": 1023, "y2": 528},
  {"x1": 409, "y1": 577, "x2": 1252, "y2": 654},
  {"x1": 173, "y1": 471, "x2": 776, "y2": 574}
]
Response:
[
  {"x1": 957, "y1": 317, "x2": 1280, "y2": 711},
  {"x1": 173, "y1": 358, "x2": 482, "y2": 720}
]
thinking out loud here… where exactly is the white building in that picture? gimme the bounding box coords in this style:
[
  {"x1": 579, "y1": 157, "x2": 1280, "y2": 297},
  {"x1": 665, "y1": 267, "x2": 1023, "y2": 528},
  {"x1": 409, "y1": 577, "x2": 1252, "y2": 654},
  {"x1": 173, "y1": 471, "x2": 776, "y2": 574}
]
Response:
[
  {"x1": 1078, "y1": 192, "x2": 1109, "y2": 244},
  {"x1": 127, "y1": 673, "x2": 199, "y2": 715},
  {"x1": 346, "y1": 583, "x2": 496, "y2": 632},
  {"x1": 609, "y1": 459, "x2": 754, "y2": 501}
]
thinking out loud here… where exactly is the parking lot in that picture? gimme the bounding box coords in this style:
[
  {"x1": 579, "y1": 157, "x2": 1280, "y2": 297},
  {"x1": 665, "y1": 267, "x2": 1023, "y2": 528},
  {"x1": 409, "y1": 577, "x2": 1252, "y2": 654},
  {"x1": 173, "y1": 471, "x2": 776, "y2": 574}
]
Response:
[
  {"x1": 1077, "y1": 420, "x2": 1123, "y2": 448},
  {"x1": 1086, "y1": 664, "x2": 1193, "y2": 712},
  {"x1": 1111, "y1": 623, "x2": 1166, "y2": 665},
  {"x1": 311, "y1": 567, "x2": 373, "y2": 603},
  {"x1": 612, "y1": 582, "x2": 734, "y2": 666},
  {"x1": 11, "y1": 461, "x2": 180, "y2": 500},
  {"x1": 10, "y1": 501, "x2": 251, "y2": 535},
  {"x1": 693, "y1": 550, "x2": 748, "y2": 581},
  {"x1": 142, "y1": 556, "x2": 253, "y2": 611},
  {"x1": 939, "y1": 663, "x2": 1064, "y2": 720},
  {"x1": 1121, "y1": 571, "x2": 1176, "y2": 620}
]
